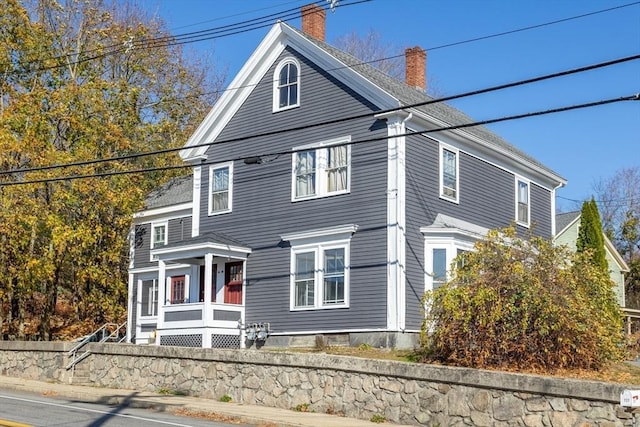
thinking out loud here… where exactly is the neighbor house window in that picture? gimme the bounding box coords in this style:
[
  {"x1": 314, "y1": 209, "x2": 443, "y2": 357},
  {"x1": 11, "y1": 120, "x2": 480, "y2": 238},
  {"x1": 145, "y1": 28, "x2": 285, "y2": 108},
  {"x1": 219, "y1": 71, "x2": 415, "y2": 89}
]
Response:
[
  {"x1": 516, "y1": 178, "x2": 530, "y2": 226},
  {"x1": 282, "y1": 224, "x2": 357, "y2": 311},
  {"x1": 209, "y1": 162, "x2": 233, "y2": 215},
  {"x1": 439, "y1": 144, "x2": 459, "y2": 202},
  {"x1": 140, "y1": 279, "x2": 158, "y2": 317},
  {"x1": 274, "y1": 58, "x2": 300, "y2": 111},
  {"x1": 292, "y1": 137, "x2": 350, "y2": 201}
]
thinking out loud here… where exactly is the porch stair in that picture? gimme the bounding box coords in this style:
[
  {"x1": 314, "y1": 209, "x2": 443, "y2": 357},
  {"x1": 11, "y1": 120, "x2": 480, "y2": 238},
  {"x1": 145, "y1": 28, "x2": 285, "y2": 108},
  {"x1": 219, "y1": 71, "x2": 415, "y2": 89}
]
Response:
[{"x1": 66, "y1": 322, "x2": 127, "y2": 378}]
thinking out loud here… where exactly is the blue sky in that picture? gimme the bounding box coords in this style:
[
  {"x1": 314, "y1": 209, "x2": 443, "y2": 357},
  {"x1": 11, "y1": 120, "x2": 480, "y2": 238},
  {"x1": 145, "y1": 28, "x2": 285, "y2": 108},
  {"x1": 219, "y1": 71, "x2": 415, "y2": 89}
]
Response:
[{"x1": 142, "y1": 0, "x2": 640, "y2": 212}]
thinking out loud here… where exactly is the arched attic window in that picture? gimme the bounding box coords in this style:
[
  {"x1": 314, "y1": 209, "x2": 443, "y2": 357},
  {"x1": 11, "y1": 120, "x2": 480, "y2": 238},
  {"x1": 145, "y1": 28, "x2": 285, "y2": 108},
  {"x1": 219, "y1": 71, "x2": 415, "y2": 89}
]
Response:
[{"x1": 273, "y1": 58, "x2": 300, "y2": 112}]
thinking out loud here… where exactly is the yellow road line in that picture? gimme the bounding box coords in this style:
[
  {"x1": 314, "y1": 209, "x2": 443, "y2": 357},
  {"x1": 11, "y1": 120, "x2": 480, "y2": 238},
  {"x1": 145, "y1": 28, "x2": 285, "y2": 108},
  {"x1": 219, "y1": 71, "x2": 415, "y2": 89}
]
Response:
[{"x1": 0, "y1": 420, "x2": 33, "y2": 427}]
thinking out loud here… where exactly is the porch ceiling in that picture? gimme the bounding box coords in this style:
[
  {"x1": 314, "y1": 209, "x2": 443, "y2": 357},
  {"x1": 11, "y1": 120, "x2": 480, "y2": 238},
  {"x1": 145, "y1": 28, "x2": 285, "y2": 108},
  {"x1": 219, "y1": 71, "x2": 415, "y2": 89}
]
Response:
[{"x1": 151, "y1": 231, "x2": 251, "y2": 263}]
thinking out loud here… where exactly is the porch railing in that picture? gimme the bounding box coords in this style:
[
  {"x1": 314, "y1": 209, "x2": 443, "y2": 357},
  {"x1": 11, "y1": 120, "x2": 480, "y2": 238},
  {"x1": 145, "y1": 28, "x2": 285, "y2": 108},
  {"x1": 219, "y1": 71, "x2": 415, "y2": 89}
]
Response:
[{"x1": 66, "y1": 321, "x2": 127, "y2": 370}]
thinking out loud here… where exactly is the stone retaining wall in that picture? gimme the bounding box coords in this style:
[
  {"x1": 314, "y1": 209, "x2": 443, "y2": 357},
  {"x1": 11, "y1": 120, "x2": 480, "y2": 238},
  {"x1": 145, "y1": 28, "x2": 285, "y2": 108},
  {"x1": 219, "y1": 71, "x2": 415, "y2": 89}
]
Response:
[{"x1": 0, "y1": 341, "x2": 638, "y2": 426}]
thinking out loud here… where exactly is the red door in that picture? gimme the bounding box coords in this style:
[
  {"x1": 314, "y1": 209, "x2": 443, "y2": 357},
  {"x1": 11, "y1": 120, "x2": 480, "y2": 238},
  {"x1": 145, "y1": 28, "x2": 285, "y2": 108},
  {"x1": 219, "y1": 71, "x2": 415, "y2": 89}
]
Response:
[
  {"x1": 170, "y1": 276, "x2": 185, "y2": 304},
  {"x1": 224, "y1": 261, "x2": 243, "y2": 305}
]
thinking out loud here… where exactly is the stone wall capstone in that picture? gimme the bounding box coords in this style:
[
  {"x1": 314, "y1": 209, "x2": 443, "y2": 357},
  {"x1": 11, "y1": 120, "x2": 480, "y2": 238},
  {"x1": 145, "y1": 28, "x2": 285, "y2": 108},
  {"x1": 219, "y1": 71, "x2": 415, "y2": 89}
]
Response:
[{"x1": 0, "y1": 341, "x2": 638, "y2": 426}]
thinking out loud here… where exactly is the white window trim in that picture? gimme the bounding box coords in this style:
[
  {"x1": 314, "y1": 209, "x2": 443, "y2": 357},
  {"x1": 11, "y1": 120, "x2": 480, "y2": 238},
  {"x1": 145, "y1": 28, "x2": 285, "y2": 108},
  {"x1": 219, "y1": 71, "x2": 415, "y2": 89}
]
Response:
[
  {"x1": 515, "y1": 176, "x2": 531, "y2": 228},
  {"x1": 282, "y1": 224, "x2": 357, "y2": 311},
  {"x1": 150, "y1": 221, "x2": 168, "y2": 261},
  {"x1": 425, "y1": 240, "x2": 475, "y2": 292},
  {"x1": 291, "y1": 136, "x2": 351, "y2": 202},
  {"x1": 439, "y1": 143, "x2": 459, "y2": 204},
  {"x1": 289, "y1": 240, "x2": 350, "y2": 311},
  {"x1": 208, "y1": 162, "x2": 233, "y2": 216},
  {"x1": 138, "y1": 278, "x2": 159, "y2": 318},
  {"x1": 273, "y1": 57, "x2": 300, "y2": 112}
]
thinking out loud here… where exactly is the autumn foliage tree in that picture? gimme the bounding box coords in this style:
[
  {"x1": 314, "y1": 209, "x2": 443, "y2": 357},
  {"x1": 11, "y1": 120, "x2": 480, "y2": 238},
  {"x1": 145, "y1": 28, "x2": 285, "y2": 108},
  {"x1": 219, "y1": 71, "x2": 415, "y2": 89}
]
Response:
[
  {"x1": 421, "y1": 228, "x2": 624, "y2": 371},
  {"x1": 0, "y1": 0, "x2": 225, "y2": 340}
]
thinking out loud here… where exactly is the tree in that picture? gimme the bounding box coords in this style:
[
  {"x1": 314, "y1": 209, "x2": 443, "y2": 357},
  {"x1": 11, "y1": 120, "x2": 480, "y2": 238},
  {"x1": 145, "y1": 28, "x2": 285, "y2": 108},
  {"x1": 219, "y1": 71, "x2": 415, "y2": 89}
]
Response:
[
  {"x1": 421, "y1": 227, "x2": 624, "y2": 371},
  {"x1": 593, "y1": 166, "x2": 640, "y2": 308},
  {"x1": 576, "y1": 198, "x2": 608, "y2": 273},
  {"x1": 0, "y1": 0, "x2": 225, "y2": 339}
]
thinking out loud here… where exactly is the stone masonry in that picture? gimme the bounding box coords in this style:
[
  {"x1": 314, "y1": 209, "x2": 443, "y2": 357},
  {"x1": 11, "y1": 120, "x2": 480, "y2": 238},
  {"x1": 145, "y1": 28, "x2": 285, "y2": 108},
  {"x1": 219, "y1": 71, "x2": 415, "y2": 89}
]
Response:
[{"x1": 0, "y1": 341, "x2": 638, "y2": 426}]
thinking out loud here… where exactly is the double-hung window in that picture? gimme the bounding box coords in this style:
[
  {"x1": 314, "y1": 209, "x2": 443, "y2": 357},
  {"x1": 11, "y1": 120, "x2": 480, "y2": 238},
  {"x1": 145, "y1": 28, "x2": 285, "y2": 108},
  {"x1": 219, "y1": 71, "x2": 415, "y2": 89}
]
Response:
[
  {"x1": 150, "y1": 222, "x2": 167, "y2": 261},
  {"x1": 292, "y1": 137, "x2": 350, "y2": 201},
  {"x1": 140, "y1": 279, "x2": 158, "y2": 317},
  {"x1": 209, "y1": 162, "x2": 233, "y2": 215},
  {"x1": 274, "y1": 58, "x2": 300, "y2": 111},
  {"x1": 516, "y1": 177, "x2": 530, "y2": 226},
  {"x1": 282, "y1": 225, "x2": 356, "y2": 311},
  {"x1": 439, "y1": 144, "x2": 459, "y2": 203}
]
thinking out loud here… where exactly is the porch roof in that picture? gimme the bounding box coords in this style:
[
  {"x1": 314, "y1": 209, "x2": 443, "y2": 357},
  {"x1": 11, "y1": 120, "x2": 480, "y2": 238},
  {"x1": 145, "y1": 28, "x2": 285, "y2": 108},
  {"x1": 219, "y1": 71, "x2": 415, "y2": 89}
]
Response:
[{"x1": 151, "y1": 232, "x2": 252, "y2": 263}]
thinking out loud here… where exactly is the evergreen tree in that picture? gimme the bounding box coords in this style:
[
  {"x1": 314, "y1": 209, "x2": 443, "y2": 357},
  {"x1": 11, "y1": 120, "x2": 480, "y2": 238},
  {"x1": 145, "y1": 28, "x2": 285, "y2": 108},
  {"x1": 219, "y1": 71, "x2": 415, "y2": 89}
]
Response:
[{"x1": 577, "y1": 198, "x2": 608, "y2": 273}]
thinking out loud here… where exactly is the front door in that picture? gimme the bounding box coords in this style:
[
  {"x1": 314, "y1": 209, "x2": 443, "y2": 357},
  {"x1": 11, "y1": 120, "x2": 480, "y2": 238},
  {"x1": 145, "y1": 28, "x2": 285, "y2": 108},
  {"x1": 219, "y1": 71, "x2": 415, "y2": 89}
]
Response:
[
  {"x1": 224, "y1": 261, "x2": 243, "y2": 305},
  {"x1": 170, "y1": 275, "x2": 185, "y2": 304}
]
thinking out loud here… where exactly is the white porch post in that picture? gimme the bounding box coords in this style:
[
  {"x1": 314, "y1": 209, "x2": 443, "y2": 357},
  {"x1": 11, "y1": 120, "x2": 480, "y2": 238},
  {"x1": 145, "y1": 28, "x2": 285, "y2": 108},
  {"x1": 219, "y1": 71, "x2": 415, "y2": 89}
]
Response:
[
  {"x1": 202, "y1": 253, "x2": 214, "y2": 348},
  {"x1": 156, "y1": 260, "x2": 167, "y2": 344}
]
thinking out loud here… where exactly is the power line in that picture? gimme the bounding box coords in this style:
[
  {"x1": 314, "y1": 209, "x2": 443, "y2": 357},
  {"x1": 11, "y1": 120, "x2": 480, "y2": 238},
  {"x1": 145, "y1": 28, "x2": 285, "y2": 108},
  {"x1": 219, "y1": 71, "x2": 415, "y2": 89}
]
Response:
[
  {"x1": 11, "y1": 0, "x2": 370, "y2": 75},
  {"x1": 1, "y1": 94, "x2": 635, "y2": 187},
  {"x1": 2, "y1": 54, "x2": 637, "y2": 177}
]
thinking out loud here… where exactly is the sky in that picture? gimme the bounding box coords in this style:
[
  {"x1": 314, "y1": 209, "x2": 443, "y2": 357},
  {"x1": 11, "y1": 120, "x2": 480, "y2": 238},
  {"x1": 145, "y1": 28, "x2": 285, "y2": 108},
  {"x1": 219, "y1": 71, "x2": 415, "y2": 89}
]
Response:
[{"x1": 140, "y1": 0, "x2": 640, "y2": 212}]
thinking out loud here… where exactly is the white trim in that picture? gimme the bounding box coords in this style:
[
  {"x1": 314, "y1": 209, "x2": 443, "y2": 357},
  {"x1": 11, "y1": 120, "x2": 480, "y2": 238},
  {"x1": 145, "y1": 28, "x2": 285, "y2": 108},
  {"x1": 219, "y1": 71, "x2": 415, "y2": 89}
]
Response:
[
  {"x1": 291, "y1": 137, "x2": 351, "y2": 202},
  {"x1": 133, "y1": 203, "x2": 192, "y2": 221},
  {"x1": 292, "y1": 135, "x2": 351, "y2": 151},
  {"x1": 407, "y1": 109, "x2": 566, "y2": 190},
  {"x1": 439, "y1": 143, "x2": 459, "y2": 204},
  {"x1": 289, "y1": 240, "x2": 351, "y2": 311},
  {"x1": 128, "y1": 264, "x2": 191, "y2": 274},
  {"x1": 515, "y1": 176, "x2": 531, "y2": 228},
  {"x1": 208, "y1": 161, "x2": 234, "y2": 216},
  {"x1": 380, "y1": 111, "x2": 411, "y2": 331},
  {"x1": 281, "y1": 224, "x2": 358, "y2": 244},
  {"x1": 152, "y1": 242, "x2": 251, "y2": 263},
  {"x1": 273, "y1": 57, "x2": 301, "y2": 112},
  {"x1": 150, "y1": 221, "x2": 167, "y2": 262},
  {"x1": 180, "y1": 24, "x2": 287, "y2": 161},
  {"x1": 192, "y1": 166, "x2": 201, "y2": 237}
]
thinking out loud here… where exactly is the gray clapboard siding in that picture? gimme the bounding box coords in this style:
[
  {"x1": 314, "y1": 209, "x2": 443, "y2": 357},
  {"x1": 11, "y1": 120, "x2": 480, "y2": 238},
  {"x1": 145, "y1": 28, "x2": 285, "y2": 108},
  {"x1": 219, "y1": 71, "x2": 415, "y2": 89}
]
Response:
[
  {"x1": 403, "y1": 133, "x2": 554, "y2": 329},
  {"x1": 198, "y1": 47, "x2": 389, "y2": 333},
  {"x1": 132, "y1": 217, "x2": 192, "y2": 269}
]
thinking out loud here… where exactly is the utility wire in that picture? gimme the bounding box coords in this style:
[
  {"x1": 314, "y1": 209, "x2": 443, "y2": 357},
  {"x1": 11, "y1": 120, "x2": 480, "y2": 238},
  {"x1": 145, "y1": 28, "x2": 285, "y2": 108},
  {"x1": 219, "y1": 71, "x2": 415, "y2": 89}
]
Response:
[
  {"x1": 1, "y1": 94, "x2": 636, "y2": 187},
  {"x1": 2, "y1": 54, "x2": 638, "y2": 177},
  {"x1": 12, "y1": 0, "x2": 369, "y2": 75},
  {"x1": 9, "y1": 0, "x2": 637, "y2": 82}
]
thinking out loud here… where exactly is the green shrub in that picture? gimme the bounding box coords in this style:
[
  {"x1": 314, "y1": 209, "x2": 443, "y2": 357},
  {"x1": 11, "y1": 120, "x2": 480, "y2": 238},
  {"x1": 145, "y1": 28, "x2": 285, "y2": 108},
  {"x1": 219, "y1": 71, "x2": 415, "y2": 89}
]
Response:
[
  {"x1": 421, "y1": 227, "x2": 624, "y2": 371},
  {"x1": 370, "y1": 414, "x2": 386, "y2": 423},
  {"x1": 219, "y1": 394, "x2": 232, "y2": 402}
]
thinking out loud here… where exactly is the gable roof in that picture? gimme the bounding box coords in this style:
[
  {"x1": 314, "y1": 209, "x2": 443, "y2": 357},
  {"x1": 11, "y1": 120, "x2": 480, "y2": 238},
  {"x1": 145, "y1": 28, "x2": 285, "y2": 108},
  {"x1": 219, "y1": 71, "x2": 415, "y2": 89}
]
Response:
[
  {"x1": 180, "y1": 20, "x2": 565, "y2": 188},
  {"x1": 144, "y1": 175, "x2": 193, "y2": 210},
  {"x1": 555, "y1": 211, "x2": 580, "y2": 235},
  {"x1": 555, "y1": 210, "x2": 629, "y2": 272}
]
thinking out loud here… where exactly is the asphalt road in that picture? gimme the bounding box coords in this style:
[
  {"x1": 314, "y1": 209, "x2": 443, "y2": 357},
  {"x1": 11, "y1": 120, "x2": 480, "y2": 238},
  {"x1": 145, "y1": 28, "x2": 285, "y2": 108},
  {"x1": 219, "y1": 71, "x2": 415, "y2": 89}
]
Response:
[{"x1": 0, "y1": 389, "x2": 249, "y2": 427}]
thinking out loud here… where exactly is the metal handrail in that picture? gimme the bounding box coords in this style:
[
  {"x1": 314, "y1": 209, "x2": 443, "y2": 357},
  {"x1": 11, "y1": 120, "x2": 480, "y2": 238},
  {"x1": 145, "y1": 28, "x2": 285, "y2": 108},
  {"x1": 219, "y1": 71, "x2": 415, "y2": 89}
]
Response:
[{"x1": 66, "y1": 321, "x2": 126, "y2": 370}]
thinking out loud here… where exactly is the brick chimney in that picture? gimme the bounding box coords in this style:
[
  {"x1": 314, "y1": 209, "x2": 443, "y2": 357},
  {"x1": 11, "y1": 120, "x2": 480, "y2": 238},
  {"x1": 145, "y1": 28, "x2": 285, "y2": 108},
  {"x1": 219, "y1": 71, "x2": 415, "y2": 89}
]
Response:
[
  {"x1": 405, "y1": 46, "x2": 427, "y2": 91},
  {"x1": 301, "y1": 4, "x2": 326, "y2": 41}
]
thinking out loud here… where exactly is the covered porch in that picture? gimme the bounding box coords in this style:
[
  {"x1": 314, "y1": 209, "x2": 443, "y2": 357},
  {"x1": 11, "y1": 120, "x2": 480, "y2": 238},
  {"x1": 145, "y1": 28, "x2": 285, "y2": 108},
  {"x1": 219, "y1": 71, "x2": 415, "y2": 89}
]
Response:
[{"x1": 150, "y1": 232, "x2": 252, "y2": 348}]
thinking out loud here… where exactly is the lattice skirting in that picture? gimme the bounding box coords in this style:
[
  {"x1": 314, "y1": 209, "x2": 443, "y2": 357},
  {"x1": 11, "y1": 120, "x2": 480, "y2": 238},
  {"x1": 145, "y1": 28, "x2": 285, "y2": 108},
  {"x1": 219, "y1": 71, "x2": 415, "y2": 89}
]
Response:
[
  {"x1": 211, "y1": 334, "x2": 240, "y2": 349},
  {"x1": 160, "y1": 334, "x2": 202, "y2": 347}
]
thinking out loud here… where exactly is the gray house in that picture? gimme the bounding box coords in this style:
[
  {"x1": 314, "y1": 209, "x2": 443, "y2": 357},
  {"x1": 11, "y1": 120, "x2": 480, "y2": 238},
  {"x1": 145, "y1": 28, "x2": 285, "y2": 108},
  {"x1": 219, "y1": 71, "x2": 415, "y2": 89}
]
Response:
[{"x1": 127, "y1": 4, "x2": 566, "y2": 349}]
